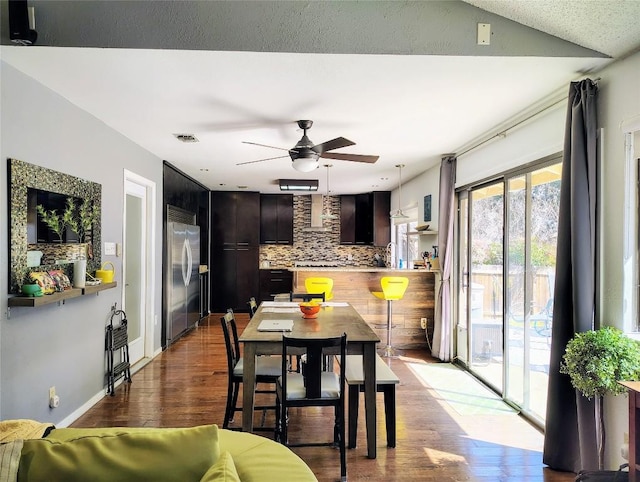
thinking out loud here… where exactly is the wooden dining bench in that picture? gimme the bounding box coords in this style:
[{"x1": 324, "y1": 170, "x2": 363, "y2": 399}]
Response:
[{"x1": 340, "y1": 354, "x2": 400, "y2": 449}]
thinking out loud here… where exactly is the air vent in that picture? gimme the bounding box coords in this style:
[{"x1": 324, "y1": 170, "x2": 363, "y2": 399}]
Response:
[
  {"x1": 167, "y1": 205, "x2": 196, "y2": 224},
  {"x1": 173, "y1": 133, "x2": 199, "y2": 143}
]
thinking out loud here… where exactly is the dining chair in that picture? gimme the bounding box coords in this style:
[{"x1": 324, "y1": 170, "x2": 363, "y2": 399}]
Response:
[
  {"x1": 304, "y1": 277, "x2": 334, "y2": 301},
  {"x1": 247, "y1": 297, "x2": 258, "y2": 318},
  {"x1": 371, "y1": 276, "x2": 409, "y2": 357},
  {"x1": 275, "y1": 333, "x2": 347, "y2": 482},
  {"x1": 290, "y1": 292, "x2": 326, "y2": 302},
  {"x1": 220, "y1": 309, "x2": 281, "y2": 430}
]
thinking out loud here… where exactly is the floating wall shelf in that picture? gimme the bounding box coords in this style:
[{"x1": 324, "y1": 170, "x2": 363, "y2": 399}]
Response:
[{"x1": 8, "y1": 282, "x2": 117, "y2": 308}]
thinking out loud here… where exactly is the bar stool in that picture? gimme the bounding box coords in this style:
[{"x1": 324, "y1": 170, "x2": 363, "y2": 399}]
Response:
[
  {"x1": 372, "y1": 277, "x2": 409, "y2": 357},
  {"x1": 305, "y1": 277, "x2": 334, "y2": 301}
]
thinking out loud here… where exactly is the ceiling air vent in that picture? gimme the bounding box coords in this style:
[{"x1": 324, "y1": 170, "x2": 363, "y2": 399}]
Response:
[{"x1": 173, "y1": 133, "x2": 199, "y2": 143}]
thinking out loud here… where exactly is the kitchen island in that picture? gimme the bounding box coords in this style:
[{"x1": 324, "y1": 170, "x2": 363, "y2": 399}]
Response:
[{"x1": 290, "y1": 267, "x2": 436, "y2": 349}]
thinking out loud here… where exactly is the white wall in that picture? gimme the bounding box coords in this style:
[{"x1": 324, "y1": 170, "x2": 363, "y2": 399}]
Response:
[
  {"x1": 456, "y1": 102, "x2": 566, "y2": 187},
  {"x1": 0, "y1": 62, "x2": 163, "y2": 424},
  {"x1": 393, "y1": 50, "x2": 640, "y2": 470},
  {"x1": 597, "y1": 51, "x2": 640, "y2": 469}
]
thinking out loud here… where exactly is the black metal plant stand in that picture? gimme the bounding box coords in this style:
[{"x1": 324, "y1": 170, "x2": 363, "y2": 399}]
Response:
[{"x1": 106, "y1": 306, "x2": 131, "y2": 396}]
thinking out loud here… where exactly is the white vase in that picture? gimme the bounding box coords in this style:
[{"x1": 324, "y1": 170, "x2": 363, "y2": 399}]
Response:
[{"x1": 73, "y1": 259, "x2": 87, "y2": 288}]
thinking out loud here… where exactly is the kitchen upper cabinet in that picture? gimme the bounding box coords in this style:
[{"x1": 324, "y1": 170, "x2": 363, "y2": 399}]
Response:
[
  {"x1": 211, "y1": 191, "x2": 260, "y2": 246},
  {"x1": 372, "y1": 191, "x2": 391, "y2": 246},
  {"x1": 340, "y1": 191, "x2": 390, "y2": 246},
  {"x1": 236, "y1": 192, "x2": 260, "y2": 246},
  {"x1": 339, "y1": 195, "x2": 356, "y2": 245},
  {"x1": 260, "y1": 194, "x2": 293, "y2": 245}
]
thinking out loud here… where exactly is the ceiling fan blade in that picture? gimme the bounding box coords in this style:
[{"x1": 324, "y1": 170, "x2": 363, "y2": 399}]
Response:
[
  {"x1": 320, "y1": 152, "x2": 379, "y2": 163},
  {"x1": 236, "y1": 155, "x2": 290, "y2": 166},
  {"x1": 311, "y1": 137, "x2": 355, "y2": 154},
  {"x1": 242, "y1": 141, "x2": 290, "y2": 152}
]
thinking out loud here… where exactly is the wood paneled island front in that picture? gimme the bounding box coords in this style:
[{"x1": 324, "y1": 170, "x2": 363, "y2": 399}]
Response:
[{"x1": 291, "y1": 268, "x2": 436, "y2": 349}]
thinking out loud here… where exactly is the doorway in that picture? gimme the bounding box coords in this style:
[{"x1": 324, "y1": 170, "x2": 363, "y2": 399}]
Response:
[
  {"x1": 123, "y1": 171, "x2": 156, "y2": 365},
  {"x1": 456, "y1": 156, "x2": 561, "y2": 424}
]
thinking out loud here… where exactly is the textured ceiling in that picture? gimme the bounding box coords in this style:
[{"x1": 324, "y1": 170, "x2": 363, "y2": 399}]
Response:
[{"x1": 464, "y1": 0, "x2": 640, "y2": 58}]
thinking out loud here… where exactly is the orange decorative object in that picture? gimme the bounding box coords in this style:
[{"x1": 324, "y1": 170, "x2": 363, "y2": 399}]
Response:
[{"x1": 299, "y1": 302, "x2": 321, "y2": 319}]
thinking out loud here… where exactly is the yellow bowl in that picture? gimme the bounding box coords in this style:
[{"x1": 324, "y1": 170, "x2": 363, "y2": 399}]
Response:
[{"x1": 299, "y1": 303, "x2": 321, "y2": 319}]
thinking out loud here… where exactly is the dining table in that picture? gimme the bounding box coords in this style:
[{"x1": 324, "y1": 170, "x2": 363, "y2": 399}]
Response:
[{"x1": 238, "y1": 300, "x2": 381, "y2": 459}]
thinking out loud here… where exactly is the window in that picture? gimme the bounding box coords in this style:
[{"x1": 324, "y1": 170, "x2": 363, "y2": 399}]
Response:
[{"x1": 392, "y1": 219, "x2": 418, "y2": 269}]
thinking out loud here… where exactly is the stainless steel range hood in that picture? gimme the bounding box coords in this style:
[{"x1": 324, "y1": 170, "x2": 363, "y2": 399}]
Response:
[{"x1": 302, "y1": 194, "x2": 331, "y2": 232}]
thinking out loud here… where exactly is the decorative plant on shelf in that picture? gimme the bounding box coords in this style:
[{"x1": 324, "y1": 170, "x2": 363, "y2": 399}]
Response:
[
  {"x1": 76, "y1": 197, "x2": 100, "y2": 244},
  {"x1": 36, "y1": 197, "x2": 76, "y2": 243},
  {"x1": 560, "y1": 326, "x2": 640, "y2": 469}
]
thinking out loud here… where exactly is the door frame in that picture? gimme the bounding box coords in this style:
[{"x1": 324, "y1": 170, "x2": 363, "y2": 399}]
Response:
[{"x1": 123, "y1": 169, "x2": 157, "y2": 361}]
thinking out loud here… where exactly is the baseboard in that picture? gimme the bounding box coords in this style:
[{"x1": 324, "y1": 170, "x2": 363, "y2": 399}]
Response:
[{"x1": 55, "y1": 348, "x2": 164, "y2": 427}]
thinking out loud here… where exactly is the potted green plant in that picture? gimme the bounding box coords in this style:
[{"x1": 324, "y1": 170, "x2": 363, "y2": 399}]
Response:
[
  {"x1": 17, "y1": 269, "x2": 41, "y2": 296},
  {"x1": 560, "y1": 326, "x2": 640, "y2": 469}
]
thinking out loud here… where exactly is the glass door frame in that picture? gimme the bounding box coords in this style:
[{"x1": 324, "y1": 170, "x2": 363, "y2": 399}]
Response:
[{"x1": 454, "y1": 153, "x2": 563, "y2": 427}]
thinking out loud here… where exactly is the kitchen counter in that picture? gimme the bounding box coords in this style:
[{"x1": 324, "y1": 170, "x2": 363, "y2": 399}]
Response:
[
  {"x1": 291, "y1": 268, "x2": 436, "y2": 349},
  {"x1": 274, "y1": 266, "x2": 438, "y2": 273}
]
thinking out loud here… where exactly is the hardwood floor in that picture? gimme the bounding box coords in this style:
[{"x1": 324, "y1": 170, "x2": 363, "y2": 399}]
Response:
[{"x1": 72, "y1": 313, "x2": 576, "y2": 482}]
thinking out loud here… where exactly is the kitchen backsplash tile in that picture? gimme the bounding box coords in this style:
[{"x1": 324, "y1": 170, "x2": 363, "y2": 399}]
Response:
[{"x1": 260, "y1": 195, "x2": 386, "y2": 267}]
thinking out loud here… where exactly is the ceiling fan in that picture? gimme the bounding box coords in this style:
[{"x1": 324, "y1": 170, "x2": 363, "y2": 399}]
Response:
[{"x1": 237, "y1": 120, "x2": 379, "y2": 172}]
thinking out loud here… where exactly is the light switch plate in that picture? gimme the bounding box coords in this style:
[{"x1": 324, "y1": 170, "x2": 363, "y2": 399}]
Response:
[
  {"x1": 104, "y1": 242, "x2": 116, "y2": 255},
  {"x1": 477, "y1": 23, "x2": 491, "y2": 45}
]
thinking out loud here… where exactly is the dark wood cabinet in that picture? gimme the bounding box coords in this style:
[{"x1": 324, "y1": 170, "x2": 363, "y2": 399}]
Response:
[
  {"x1": 339, "y1": 195, "x2": 357, "y2": 245},
  {"x1": 259, "y1": 269, "x2": 293, "y2": 302},
  {"x1": 621, "y1": 381, "x2": 640, "y2": 482},
  {"x1": 210, "y1": 191, "x2": 260, "y2": 311},
  {"x1": 236, "y1": 192, "x2": 260, "y2": 246},
  {"x1": 211, "y1": 192, "x2": 259, "y2": 247},
  {"x1": 340, "y1": 191, "x2": 390, "y2": 246},
  {"x1": 372, "y1": 191, "x2": 391, "y2": 246},
  {"x1": 260, "y1": 194, "x2": 293, "y2": 245}
]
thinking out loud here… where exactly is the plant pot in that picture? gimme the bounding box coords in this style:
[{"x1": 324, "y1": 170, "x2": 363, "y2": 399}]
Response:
[{"x1": 21, "y1": 284, "x2": 43, "y2": 297}]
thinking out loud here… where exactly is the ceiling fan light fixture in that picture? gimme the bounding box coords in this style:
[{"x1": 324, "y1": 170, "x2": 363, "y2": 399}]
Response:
[
  {"x1": 292, "y1": 154, "x2": 319, "y2": 172},
  {"x1": 279, "y1": 179, "x2": 319, "y2": 191}
]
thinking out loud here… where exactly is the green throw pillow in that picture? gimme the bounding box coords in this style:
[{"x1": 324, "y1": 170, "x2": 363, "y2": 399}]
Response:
[
  {"x1": 199, "y1": 451, "x2": 240, "y2": 482},
  {"x1": 18, "y1": 424, "x2": 219, "y2": 482}
]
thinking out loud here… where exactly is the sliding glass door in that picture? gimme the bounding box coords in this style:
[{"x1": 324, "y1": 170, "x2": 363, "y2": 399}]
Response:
[
  {"x1": 505, "y1": 163, "x2": 560, "y2": 423},
  {"x1": 457, "y1": 156, "x2": 561, "y2": 424},
  {"x1": 467, "y1": 181, "x2": 505, "y2": 392}
]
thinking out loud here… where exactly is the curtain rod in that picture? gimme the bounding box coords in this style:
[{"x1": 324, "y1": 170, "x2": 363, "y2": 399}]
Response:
[{"x1": 455, "y1": 77, "x2": 600, "y2": 159}]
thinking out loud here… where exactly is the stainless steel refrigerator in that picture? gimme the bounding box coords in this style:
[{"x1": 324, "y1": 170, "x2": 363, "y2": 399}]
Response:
[{"x1": 166, "y1": 222, "x2": 200, "y2": 346}]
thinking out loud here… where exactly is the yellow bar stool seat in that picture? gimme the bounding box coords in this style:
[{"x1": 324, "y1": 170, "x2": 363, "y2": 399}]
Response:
[
  {"x1": 372, "y1": 277, "x2": 409, "y2": 357},
  {"x1": 305, "y1": 277, "x2": 334, "y2": 301}
]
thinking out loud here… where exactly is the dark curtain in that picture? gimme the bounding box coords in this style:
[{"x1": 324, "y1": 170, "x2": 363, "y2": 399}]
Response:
[
  {"x1": 431, "y1": 155, "x2": 456, "y2": 361},
  {"x1": 543, "y1": 79, "x2": 598, "y2": 473}
]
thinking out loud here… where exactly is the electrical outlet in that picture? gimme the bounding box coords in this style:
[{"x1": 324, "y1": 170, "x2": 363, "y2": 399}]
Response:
[
  {"x1": 420, "y1": 318, "x2": 427, "y2": 329},
  {"x1": 48, "y1": 386, "x2": 60, "y2": 408}
]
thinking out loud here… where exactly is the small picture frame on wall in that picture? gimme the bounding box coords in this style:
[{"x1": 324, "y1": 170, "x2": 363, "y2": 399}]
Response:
[{"x1": 424, "y1": 195, "x2": 432, "y2": 222}]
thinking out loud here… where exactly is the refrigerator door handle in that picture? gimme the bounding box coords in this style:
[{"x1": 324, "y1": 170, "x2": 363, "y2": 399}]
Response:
[{"x1": 182, "y1": 237, "x2": 193, "y2": 287}]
